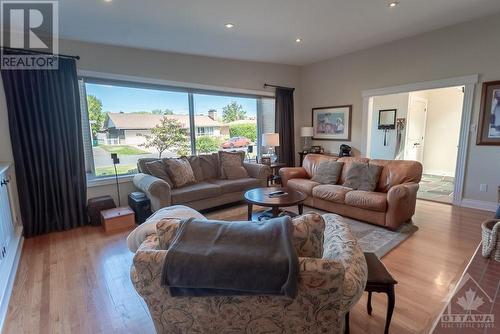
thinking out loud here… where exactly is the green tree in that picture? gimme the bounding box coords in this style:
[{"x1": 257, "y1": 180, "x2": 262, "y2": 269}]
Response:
[
  {"x1": 87, "y1": 95, "x2": 105, "y2": 140},
  {"x1": 196, "y1": 136, "x2": 221, "y2": 153},
  {"x1": 222, "y1": 101, "x2": 246, "y2": 123},
  {"x1": 229, "y1": 123, "x2": 257, "y2": 142},
  {"x1": 140, "y1": 118, "x2": 190, "y2": 158}
]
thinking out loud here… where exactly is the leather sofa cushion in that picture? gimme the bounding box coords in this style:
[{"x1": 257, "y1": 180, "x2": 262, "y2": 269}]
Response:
[
  {"x1": 370, "y1": 159, "x2": 423, "y2": 193},
  {"x1": 343, "y1": 162, "x2": 383, "y2": 191},
  {"x1": 345, "y1": 190, "x2": 387, "y2": 212},
  {"x1": 171, "y1": 182, "x2": 221, "y2": 204},
  {"x1": 208, "y1": 178, "x2": 261, "y2": 194},
  {"x1": 312, "y1": 184, "x2": 353, "y2": 204},
  {"x1": 287, "y1": 178, "x2": 321, "y2": 196},
  {"x1": 302, "y1": 154, "x2": 337, "y2": 177}
]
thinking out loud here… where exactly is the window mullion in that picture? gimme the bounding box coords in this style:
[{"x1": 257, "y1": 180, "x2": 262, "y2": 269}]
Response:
[{"x1": 188, "y1": 92, "x2": 196, "y2": 155}]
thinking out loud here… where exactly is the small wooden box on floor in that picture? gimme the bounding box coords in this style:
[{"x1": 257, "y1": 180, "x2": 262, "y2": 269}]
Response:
[{"x1": 101, "y1": 207, "x2": 135, "y2": 232}]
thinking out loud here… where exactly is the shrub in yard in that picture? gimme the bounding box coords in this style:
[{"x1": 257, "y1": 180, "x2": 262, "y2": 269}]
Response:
[{"x1": 229, "y1": 123, "x2": 257, "y2": 143}]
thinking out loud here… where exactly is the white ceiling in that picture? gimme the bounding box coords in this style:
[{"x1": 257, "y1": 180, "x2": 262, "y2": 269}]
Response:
[{"x1": 57, "y1": 0, "x2": 500, "y2": 65}]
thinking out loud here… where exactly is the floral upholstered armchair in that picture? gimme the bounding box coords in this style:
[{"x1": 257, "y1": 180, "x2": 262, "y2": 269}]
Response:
[{"x1": 130, "y1": 209, "x2": 367, "y2": 334}]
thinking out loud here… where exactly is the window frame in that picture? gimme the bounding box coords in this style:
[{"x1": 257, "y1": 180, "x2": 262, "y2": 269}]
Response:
[{"x1": 79, "y1": 73, "x2": 275, "y2": 183}]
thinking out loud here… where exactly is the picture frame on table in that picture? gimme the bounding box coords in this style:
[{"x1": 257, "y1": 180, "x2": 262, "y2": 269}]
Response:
[
  {"x1": 312, "y1": 105, "x2": 352, "y2": 141},
  {"x1": 477, "y1": 80, "x2": 500, "y2": 145}
]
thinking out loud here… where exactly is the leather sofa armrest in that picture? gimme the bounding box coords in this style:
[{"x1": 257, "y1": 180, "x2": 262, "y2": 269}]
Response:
[
  {"x1": 243, "y1": 162, "x2": 271, "y2": 180},
  {"x1": 386, "y1": 182, "x2": 419, "y2": 230},
  {"x1": 133, "y1": 173, "x2": 172, "y2": 212},
  {"x1": 279, "y1": 167, "x2": 308, "y2": 186}
]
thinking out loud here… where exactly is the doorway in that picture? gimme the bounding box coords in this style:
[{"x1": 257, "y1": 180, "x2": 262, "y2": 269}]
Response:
[{"x1": 368, "y1": 86, "x2": 465, "y2": 204}]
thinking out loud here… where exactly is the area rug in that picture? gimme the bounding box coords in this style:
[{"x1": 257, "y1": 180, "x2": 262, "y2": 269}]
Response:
[{"x1": 204, "y1": 203, "x2": 418, "y2": 258}]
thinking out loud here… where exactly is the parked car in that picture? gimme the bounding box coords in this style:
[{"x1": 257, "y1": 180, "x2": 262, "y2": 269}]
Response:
[{"x1": 221, "y1": 136, "x2": 251, "y2": 148}]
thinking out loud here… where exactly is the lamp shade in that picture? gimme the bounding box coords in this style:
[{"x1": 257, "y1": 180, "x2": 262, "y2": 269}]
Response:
[
  {"x1": 262, "y1": 133, "x2": 280, "y2": 147},
  {"x1": 300, "y1": 127, "x2": 314, "y2": 137}
]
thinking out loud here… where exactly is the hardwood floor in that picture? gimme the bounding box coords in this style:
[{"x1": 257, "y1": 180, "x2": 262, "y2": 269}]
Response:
[{"x1": 3, "y1": 200, "x2": 492, "y2": 333}]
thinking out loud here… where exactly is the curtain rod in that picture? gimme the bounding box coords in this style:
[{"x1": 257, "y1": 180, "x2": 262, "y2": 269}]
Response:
[
  {"x1": 264, "y1": 83, "x2": 295, "y2": 91},
  {"x1": 1, "y1": 47, "x2": 80, "y2": 60}
]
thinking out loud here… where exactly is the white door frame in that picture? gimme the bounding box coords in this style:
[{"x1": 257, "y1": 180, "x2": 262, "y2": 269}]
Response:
[{"x1": 361, "y1": 74, "x2": 478, "y2": 206}]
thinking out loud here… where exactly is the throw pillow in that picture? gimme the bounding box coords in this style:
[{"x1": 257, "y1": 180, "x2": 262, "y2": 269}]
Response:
[
  {"x1": 198, "y1": 153, "x2": 220, "y2": 180},
  {"x1": 187, "y1": 156, "x2": 204, "y2": 182},
  {"x1": 144, "y1": 160, "x2": 174, "y2": 187},
  {"x1": 343, "y1": 162, "x2": 383, "y2": 191},
  {"x1": 291, "y1": 213, "x2": 325, "y2": 258},
  {"x1": 311, "y1": 161, "x2": 344, "y2": 184},
  {"x1": 218, "y1": 151, "x2": 248, "y2": 179},
  {"x1": 164, "y1": 157, "x2": 196, "y2": 188}
]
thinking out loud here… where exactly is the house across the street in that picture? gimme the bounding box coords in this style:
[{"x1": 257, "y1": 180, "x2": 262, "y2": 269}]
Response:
[{"x1": 100, "y1": 112, "x2": 229, "y2": 145}]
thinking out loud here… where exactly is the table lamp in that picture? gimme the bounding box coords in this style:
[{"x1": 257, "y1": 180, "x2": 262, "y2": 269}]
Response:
[
  {"x1": 300, "y1": 127, "x2": 313, "y2": 152},
  {"x1": 262, "y1": 133, "x2": 280, "y2": 162}
]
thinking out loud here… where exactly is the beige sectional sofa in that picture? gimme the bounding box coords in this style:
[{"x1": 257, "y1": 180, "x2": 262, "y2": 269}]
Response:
[{"x1": 133, "y1": 153, "x2": 271, "y2": 212}]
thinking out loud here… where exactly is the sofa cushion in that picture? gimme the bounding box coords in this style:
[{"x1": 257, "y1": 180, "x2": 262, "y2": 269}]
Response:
[
  {"x1": 171, "y1": 182, "x2": 221, "y2": 204},
  {"x1": 218, "y1": 151, "x2": 248, "y2": 179},
  {"x1": 207, "y1": 178, "x2": 261, "y2": 194},
  {"x1": 287, "y1": 178, "x2": 321, "y2": 196},
  {"x1": 345, "y1": 190, "x2": 387, "y2": 212},
  {"x1": 164, "y1": 157, "x2": 197, "y2": 188},
  {"x1": 291, "y1": 213, "x2": 325, "y2": 258},
  {"x1": 144, "y1": 160, "x2": 174, "y2": 187},
  {"x1": 343, "y1": 162, "x2": 383, "y2": 191},
  {"x1": 187, "y1": 156, "x2": 204, "y2": 182},
  {"x1": 312, "y1": 184, "x2": 353, "y2": 204},
  {"x1": 370, "y1": 159, "x2": 423, "y2": 193},
  {"x1": 137, "y1": 157, "x2": 161, "y2": 174},
  {"x1": 198, "y1": 153, "x2": 220, "y2": 180},
  {"x1": 311, "y1": 161, "x2": 344, "y2": 184},
  {"x1": 337, "y1": 157, "x2": 370, "y2": 184}
]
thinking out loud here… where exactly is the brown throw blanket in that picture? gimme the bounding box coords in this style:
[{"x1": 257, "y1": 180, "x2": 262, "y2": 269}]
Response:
[{"x1": 161, "y1": 217, "x2": 299, "y2": 298}]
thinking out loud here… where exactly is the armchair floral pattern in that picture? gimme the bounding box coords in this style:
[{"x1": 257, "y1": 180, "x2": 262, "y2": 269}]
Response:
[{"x1": 131, "y1": 213, "x2": 367, "y2": 334}]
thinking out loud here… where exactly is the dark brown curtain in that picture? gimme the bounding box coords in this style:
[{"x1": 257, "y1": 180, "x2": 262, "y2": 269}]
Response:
[
  {"x1": 1, "y1": 57, "x2": 87, "y2": 237},
  {"x1": 275, "y1": 87, "x2": 295, "y2": 166}
]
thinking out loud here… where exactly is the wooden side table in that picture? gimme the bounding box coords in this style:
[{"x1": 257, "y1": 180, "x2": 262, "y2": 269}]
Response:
[
  {"x1": 101, "y1": 207, "x2": 135, "y2": 232},
  {"x1": 267, "y1": 162, "x2": 287, "y2": 186},
  {"x1": 345, "y1": 252, "x2": 397, "y2": 334}
]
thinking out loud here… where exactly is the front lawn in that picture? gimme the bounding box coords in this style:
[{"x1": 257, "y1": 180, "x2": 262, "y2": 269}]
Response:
[{"x1": 100, "y1": 145, "x2": 149, "y2": 155}]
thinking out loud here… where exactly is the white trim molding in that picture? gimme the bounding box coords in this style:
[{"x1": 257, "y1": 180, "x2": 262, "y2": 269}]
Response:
[
  {"x1": 361, "y1": 74, "x2": 479, "y2": 206},
  {"x1": 460, "y1": 199, "x2": 498, "y2": 212},
  {"x1": 77, "y1": 70, "x2": 275, "y2": 98}
]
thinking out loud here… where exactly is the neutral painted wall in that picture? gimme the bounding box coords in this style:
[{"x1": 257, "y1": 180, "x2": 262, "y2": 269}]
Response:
[
  {"x1": 0, "y1": 39, "x2": 300, "y2": 204},
  {"x1": 300, "y1": 12, "x2": 500, "y2": 204},
  {"x1": 370, "y1": 93, "x2": 409, "y2": 160},
  {"x1": 421, "y1": 87, "x2": 464, "y2": 177}
]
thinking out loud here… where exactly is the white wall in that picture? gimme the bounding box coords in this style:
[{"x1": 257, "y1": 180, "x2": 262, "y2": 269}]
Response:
[
  {"x1": 370, "y1": 93, "x2": 409, "y2": 160},
  {"x1": 0, "y1": 39, "x2": 300, "y2": 205},
  {"x1": 300, "y1": 12, "x2": 500, "y2": 204},
  {"x1": 421, "y1": 87, "x2": 464, "y2": 177}
]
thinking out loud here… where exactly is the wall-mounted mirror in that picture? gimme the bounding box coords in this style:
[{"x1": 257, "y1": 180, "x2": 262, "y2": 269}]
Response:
[{"x1": 378, "y1": 109, "x2": 397, "y2": 130}]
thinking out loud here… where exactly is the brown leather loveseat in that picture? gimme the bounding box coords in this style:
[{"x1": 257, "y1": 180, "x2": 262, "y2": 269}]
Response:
[{"x1": 280, "y1": 154, "x2": 422, "y2": 230}]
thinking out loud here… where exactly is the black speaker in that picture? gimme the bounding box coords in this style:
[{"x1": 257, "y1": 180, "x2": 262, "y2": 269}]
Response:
[
  {"x1": 128, "y1": 192, "x2": 152, "y2": 225},
  {"x1": 247, "y1": 145, "x2": 253, "y2": 153},
  {"x1": 111, "y1": 153, "x2": 120, "y2": 164}
]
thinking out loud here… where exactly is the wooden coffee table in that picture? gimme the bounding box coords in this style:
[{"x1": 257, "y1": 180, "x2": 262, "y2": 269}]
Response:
[{"x1": 244, "y1": 187, "x2": 307, "y2": 221}]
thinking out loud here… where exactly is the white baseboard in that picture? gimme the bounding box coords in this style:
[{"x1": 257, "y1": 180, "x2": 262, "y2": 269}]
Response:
[
  {"x1": 0, "y1": 226, "x2": 24, "y2": 333},
  {"x1": 460, "y1": 199, "x2": 498, "y2": 212}
]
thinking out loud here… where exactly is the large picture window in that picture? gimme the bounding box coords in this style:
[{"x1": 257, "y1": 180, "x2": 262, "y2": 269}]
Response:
[{"x1": 79, "y1": 77, "x2": 275, "y2": 179}]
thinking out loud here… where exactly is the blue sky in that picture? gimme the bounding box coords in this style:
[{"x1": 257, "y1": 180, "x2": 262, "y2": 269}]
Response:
[{"x1": 86, "y1": 83, "x2": 257, "y2": 117}]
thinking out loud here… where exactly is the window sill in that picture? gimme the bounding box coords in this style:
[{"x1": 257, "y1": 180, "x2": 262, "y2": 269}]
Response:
[{"x1": 86, "y1": 174, "x2": 135, "y2": 188}]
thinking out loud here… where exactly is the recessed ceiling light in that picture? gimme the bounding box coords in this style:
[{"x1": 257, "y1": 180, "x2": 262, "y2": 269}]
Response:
[
  {"x1": 225, "y1": 23, "x2": 235, "y2": 29},
  {"x1": 388, "y1": 1, "x2": 399, "y2": 7},
  {"x1": 295, "y1": 38, "x2": 302, "y2": 43},
  {"x1": 104, "y1": 0, "x2": 112, "y2": 2}
]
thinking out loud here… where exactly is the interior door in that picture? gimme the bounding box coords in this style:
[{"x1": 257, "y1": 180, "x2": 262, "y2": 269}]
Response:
[{"x1": 405, "y1": 97, "x2": 427, "y2": 162}]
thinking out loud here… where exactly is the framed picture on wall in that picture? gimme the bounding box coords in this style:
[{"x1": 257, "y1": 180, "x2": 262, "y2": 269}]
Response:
[
  {"x1": 477, "y1": 80, "x2": 500, "y2": 145},
  {"x1": 312, "y1": 105, "x2": 352, "y2": 141}
]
